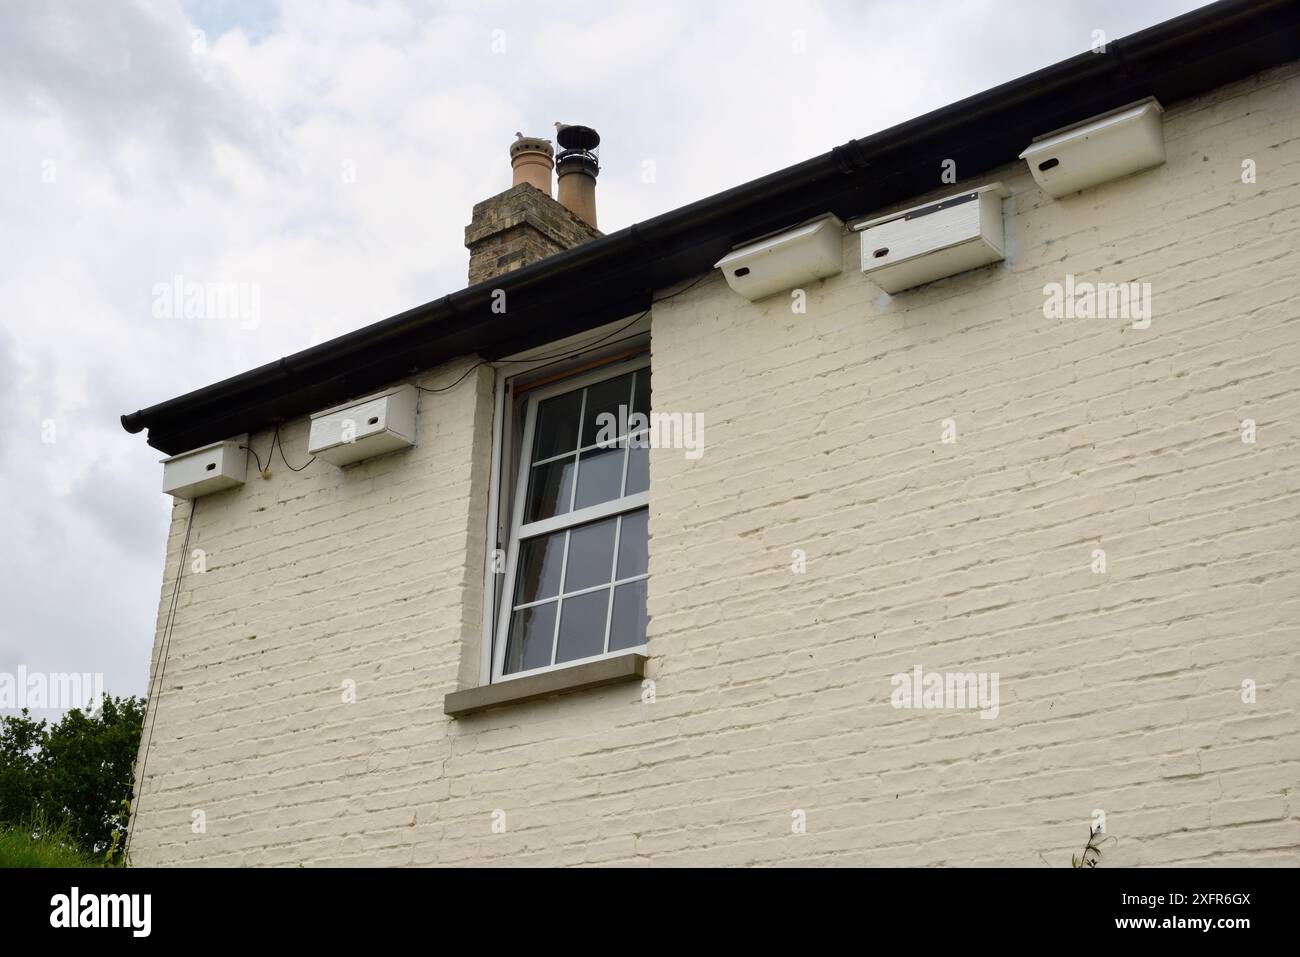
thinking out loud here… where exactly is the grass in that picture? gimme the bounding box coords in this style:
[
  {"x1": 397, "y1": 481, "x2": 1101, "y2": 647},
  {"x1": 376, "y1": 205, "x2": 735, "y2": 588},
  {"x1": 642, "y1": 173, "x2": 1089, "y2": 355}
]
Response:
[{"x1": 0, "y1": 821, "x2": 101, "y2": 868}]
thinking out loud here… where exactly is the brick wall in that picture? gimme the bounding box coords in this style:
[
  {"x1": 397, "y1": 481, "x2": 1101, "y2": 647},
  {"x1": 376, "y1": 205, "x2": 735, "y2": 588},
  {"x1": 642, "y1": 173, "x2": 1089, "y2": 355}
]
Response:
[
  {"x1": 129, "y1": 63, "x2": 1300, "y2": 866},
  {"x1": 465, "y1": 183, "x2": 601, "y2": 286}
]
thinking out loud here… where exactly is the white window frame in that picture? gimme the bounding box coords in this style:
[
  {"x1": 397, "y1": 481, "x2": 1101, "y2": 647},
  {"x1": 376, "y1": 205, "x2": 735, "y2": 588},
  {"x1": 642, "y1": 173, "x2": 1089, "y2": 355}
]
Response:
[{"x1": 491, "y1": 355, "x2": 650, "y2": 683}]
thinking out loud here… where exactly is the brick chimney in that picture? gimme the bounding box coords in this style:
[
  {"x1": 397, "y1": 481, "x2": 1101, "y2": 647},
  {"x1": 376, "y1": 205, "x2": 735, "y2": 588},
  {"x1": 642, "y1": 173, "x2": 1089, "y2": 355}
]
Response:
[{"x1": 465, "y1": 130, "x2": 602, "y2": 286}]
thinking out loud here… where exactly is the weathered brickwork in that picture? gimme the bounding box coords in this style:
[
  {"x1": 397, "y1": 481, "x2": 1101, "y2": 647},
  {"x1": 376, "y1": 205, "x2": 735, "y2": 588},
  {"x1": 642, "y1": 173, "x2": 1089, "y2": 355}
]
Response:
[
  {"x1": 130, "y1": 64, "x2": 1300, "y2": 866},
  {"x1": 465, "y1": 182, "x2": 600, "y2": 286}
]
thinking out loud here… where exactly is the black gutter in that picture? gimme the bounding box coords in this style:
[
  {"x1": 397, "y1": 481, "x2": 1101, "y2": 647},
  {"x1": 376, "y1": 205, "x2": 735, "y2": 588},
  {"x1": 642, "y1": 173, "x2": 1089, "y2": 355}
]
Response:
[{"x1": 123, "y1": 0, "x2": 1300, "y2": 454}]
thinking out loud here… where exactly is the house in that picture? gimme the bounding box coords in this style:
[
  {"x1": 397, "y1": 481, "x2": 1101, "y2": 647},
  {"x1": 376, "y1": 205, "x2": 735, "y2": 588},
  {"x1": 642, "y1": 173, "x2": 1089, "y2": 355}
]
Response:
[{"x1": 120, "y1": 0, "x2": 1300, "y2": 866}]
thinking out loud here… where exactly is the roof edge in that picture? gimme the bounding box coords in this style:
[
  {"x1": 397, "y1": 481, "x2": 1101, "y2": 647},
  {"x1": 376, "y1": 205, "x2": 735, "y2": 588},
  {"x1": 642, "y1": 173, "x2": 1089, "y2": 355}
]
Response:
[{"x1": 123, "y1": 0, "x2": 1300, "y2": 453}]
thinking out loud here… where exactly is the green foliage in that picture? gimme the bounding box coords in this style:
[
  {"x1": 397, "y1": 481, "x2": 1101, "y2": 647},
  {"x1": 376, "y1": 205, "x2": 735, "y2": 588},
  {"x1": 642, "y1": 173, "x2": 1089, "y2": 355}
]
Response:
[
  {"x1": 0, "y1": 696, "x2": 145, "y2": 864},
  {"x1": 0, "y1": 814, "x2": 100, "y2": 868},
  {"x1": 1072, "y1": 825, "x2": 1109, "y2": 868},
  {"x1": 0, "y1": 709, "x2": 45, "y2": 826}
]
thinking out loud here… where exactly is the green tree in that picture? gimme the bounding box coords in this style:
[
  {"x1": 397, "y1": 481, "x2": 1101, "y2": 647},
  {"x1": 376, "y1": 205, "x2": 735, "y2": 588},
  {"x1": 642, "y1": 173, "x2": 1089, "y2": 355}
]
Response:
[
  {"x1": 0, "y1": 710, "x2": 47, "y2": 825},
  {"x1": 0, "y1": 696, "x2": 144, "y2": 856}
]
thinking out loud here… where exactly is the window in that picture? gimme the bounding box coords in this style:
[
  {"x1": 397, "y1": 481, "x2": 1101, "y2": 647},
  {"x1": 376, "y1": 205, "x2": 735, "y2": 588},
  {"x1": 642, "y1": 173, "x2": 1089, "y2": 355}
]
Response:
[{"x1": 492, "y1": 359, "x2": 650, "y2": 679}]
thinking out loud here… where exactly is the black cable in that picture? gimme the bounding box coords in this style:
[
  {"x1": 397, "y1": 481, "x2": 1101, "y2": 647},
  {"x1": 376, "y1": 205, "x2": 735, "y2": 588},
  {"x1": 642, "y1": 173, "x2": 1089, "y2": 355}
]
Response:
[
  {"x1": 414, "y1": 358, "x2": 491, "y2": 395},
  {"x1": 125, "y1": 496, "x2": 198, "y2": 864},
  {"x1": 272, "y1": 423, "x2": 316, "y2": 471},
  {"x1": 238, "y1": 443, "x2": 265, "y2": 474},
  {"x1": 505, "y1": 329, "x2": 649, "y2": 381},
  {"x1": 415, "y1": 306, "x2": 648, "y2": 395},
  {"x1": 495, "y1": 308, "x2": 649, "y2": 364},
  {"x1": 412, "y1": 273, "x2": 711, "y2": 397},
  {"x1": 411, "y1": 316, "x2": 639, "y2": 395},
  {"x1": 247, "y1": 273, "x2": 711, "y2": 467},
  {"x1": 651, "y1": 271, "x2": 712, "y2": 303}
]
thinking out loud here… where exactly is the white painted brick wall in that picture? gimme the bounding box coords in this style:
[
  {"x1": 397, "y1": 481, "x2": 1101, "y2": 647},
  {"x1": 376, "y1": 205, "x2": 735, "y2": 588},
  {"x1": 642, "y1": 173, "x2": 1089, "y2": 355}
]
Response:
[{"x1": 129, "y1": 64, "x2": 1300, "y2": 867}]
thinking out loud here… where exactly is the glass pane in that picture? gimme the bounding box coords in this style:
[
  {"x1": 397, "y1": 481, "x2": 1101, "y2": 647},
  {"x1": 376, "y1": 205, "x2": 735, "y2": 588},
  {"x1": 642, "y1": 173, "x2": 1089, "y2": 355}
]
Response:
[
  {"x1": 525, "y1": 456, "x2": 575, "y2": 522},
  {"x1": 564, "y1": 517, "x2": 617, "y2": 592},
  {"x1": 632, "y1": 369, "x2": 650, "y2": 417},
  {"x1": 609, "y1": 580, "x2": 647, "y2": 651},
  {"x1": 580, "y1": 373, "x2": 635, "y2": 448},
  {"x1": 624, "y1": 438, "x2": 649, "y2": 496},
  {"x1": 573, "y1": 445, "x2": 625, "y2": 511},
  {"x1": 533, "y1": 389, "x2": 583, "y2": 460},
  {"x1": 616, "y1": 509, "x2": 648, "y2": 579},
  {"x1": 504, "y1": 602, "x2": 557, "y2": 674},
  {"x1": 515, "y1": 529, "x2": 566, "y2": 604},
  {"x1": 555, "y1": 589, "x2": 610, "y2": 664}
]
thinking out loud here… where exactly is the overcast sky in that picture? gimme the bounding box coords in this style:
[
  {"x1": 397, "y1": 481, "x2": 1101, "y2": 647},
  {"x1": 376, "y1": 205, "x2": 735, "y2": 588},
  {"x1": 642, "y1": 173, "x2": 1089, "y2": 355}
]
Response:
[{"x1": 0, "y1": 0, "x2": 1210, "y2": 712}]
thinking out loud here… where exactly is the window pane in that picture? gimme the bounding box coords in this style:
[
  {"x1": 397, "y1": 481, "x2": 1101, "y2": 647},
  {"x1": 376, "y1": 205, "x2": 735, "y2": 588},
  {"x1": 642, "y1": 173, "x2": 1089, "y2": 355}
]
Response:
[
  {"x1": 573, "y1": 445, "x2": 625, "y2": 511},
  {"x1": 616, "y1": 509, "x2": 648, "y2": 579},
  {"x1": 533, "y1": 389, "x2": 583, "y2": 460},
  {"x1": 504, "y1": 602, "x2": 557, "y2": 674},
  {"x1": 632, "y1": 369, "x2": 650, "y2": 417},
  {"x1": 564, "y1": 517, "x2": 617, "y2": 592},
  {"x1": 624, "y1": 437, "x2": 649, "y2": 496},
  {"x1": 515, "y1": 529, "x2": 566, "y2": 605},
  {"x1": 609, "y1": 580, "x2": 647, "y2": 651},
  {"x1": 580, "y1": 373, "x2": 635, "y2": 448},
  {"x1": 555, "y1": 589, "x2": 610, "y2": 664},
  {"x1": 501, "y1": 363, "x2": 652, "y2": 678},
  {"x1": 525, "y1": 456, "x2": 575, "y2": 522}
]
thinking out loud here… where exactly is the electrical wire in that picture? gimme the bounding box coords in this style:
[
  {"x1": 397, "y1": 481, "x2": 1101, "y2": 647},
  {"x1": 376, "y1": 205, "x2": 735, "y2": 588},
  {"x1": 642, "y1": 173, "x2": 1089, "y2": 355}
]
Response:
[
  {"x1": 238, "y1": 442, "x2": 265, "y2": 474},
  {"x1": 244, "y1": 272, "x2": 714, "y2": 468},
  {"x1": 272, "y1": 422, "x2": 316, "y2": 471},
  {"x1": 413, "y1": 358, "x2": 492, "y2": 395},
  {"x1": 124, "y1": 496, "x2": 198, "y2": 864},
  {"x1": 413, "y1": 308, "x2": 648, "y2": 395},
  {"x1": 412, "y1": 272, "x2": 709, "y2": 397},
  {"x1": 651, "y1": 271, "x2": 713, "y2": 304}
]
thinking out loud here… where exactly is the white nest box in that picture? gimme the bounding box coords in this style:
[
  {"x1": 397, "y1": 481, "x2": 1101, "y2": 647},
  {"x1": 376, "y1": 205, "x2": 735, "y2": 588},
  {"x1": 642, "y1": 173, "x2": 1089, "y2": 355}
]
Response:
[
  {"x1": 715, "y1": 214, "x2": 844, "y2": 301},
  {"x1": 854, "y1": 183, "x2": 1009, "y2": 294},
  {"x1": 308, "y1": 384, "x2": 418, "y2": 467},
  {"x1": 161, "y1": 436, "x2": 249, "y2": 500},
  {"x1": 1020, "y1": 98, "x2": 1165, "y2": 199}
]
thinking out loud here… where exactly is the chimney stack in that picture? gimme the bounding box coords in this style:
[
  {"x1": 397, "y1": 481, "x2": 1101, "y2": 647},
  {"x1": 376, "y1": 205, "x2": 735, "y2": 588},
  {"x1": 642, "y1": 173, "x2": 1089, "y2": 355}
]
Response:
[
  {"x1": 464, "y1": 128, "x2": 603, "y2": 286},
  {"x1": 554, "y1": 123, "x2": 600, "y2": 229}
]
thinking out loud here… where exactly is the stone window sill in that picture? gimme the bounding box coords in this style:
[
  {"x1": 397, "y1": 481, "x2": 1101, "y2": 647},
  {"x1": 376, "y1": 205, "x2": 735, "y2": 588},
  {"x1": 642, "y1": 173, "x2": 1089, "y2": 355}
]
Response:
[{"x1": 443, "y1": 652, "x2": 647, "y2": 718}]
